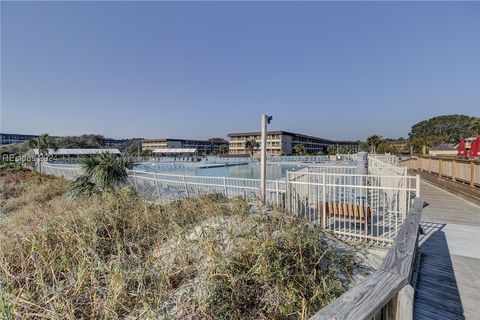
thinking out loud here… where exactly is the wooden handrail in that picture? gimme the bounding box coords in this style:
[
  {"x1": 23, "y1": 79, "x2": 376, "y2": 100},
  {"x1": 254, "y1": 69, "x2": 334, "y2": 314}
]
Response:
[
  {"x1": 402, "y1": 156, "x2": 479, "y2": 187},
  {"x1": 310, "y1": 198, "x2": 423, "y2": 320}
]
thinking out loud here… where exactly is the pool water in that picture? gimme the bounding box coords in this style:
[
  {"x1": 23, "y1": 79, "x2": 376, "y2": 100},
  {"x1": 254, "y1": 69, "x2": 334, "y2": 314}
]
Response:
[{"x1": 133, "y1": 162, "x2": 305, "y2": 180}]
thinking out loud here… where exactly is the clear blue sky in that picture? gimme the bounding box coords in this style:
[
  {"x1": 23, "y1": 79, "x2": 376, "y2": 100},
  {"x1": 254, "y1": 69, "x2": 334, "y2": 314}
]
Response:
[{"x1": 1, "y1": 1, "x2": 479, "y2": 140}]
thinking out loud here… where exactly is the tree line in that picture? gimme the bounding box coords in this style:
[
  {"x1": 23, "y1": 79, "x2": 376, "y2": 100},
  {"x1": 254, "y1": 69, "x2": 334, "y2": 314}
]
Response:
[{"x1": 366, "y1": 114, "x2": 480, "y2": 154}]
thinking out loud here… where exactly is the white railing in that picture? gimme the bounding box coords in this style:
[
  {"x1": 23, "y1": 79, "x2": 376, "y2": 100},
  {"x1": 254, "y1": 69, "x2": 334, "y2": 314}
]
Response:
[
  {"x1": 287, "y1": 171, "x2": 419, "y2": 245},
  {"x1": 307, "y1": 165, "x2": 357, "y2": 175},
  {"x1": 267, "y1": 155, "x2": 329, "y2": 162},
  {"x1": 128, "y1": 169, "x2": 286, "y2": 206},
  {"x1": 368, "y1": 154, "x2": 407, "y2": 176},
  {"x1": 368, "y1": 154, "x2": 400, "y2": 166},
  {"x1": 129, "y1": 156, "x2": 252, "y2": 164},
  {"x1": 39, "y1": 158, "x2": 419, "y2": 245},
  {"x1": 41, "y1": 162, "x2": 82, "y2": 180},
  {"x1": 130, "y1": 155, "x2": 333, "y2": 164}
]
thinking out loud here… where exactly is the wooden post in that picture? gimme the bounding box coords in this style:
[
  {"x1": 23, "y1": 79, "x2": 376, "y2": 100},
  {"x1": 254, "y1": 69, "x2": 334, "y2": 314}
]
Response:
[
  {"x1": 438, "y1": 159, "x2": 442, "y2": 177},
  {"x1": 385, "y1": 293, "x2": 398, "y2": 320},
  {"x1": 471, "y1": 161, "x2": 476, "y2": 187},
  {"x1": 395, "y1": 284, "x2": 414, "y2": 320},
  {"x1": 452, "y1": 160, "x2": 457, "y2": 181}
]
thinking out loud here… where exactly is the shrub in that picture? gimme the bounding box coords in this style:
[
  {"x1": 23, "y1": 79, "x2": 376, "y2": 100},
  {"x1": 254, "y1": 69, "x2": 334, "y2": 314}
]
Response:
[{"x1": 0, "y1": 172, "x2": 362, "y2": 319}]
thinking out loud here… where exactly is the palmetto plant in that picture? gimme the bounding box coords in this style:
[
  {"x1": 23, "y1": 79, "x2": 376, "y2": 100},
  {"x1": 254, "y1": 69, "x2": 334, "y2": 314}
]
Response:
[
  {"x1": 245, "y1": 138, "x2": 260, "y2": 157},
  {"x1": 28, "y1": 133, "x2": 57, "y2": 155},
  {"x1": 68, "y1": 152, "x2": 128, "y2": 198}
]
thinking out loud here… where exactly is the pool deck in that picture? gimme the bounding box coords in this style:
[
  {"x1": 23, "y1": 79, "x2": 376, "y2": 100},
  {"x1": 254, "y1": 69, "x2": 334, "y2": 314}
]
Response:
[{"x1": 194, "y1": 162, "x2": 249, "y2": 168}]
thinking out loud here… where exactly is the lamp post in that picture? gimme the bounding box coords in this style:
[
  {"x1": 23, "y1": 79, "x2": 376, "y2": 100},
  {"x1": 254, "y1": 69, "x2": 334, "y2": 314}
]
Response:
[{"x1": 260, "y1": 114, "x2": 272, "y2": 204}]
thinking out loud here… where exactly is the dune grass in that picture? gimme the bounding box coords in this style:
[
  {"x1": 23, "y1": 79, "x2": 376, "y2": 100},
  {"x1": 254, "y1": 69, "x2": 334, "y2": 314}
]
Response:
[{"x1": 0, "y1": 171, "x2": 359, "y2": 319}]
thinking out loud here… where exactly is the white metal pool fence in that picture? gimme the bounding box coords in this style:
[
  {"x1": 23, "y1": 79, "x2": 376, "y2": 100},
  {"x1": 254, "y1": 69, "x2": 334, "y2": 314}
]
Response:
[
  {"x1": 368, "y1": 153, "x2": 400, "y2": 166},
  {"x1": 129, "y1": 155, "x2": 337, "y2": 164},
  {"x1": 39, "y1": 155, "x2": 419, "y2": 245},
  {"x1": 287, "y1": 170, "x2": 418, "y2": 245},
  {"x1": 369, "y1": 155, "x2": 407, "y2": 176}
]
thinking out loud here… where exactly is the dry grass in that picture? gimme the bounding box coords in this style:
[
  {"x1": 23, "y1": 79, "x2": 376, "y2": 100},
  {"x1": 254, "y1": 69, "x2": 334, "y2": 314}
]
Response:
[{"x1": 0, "y1": 171, "x2": 364, "y2": 319}]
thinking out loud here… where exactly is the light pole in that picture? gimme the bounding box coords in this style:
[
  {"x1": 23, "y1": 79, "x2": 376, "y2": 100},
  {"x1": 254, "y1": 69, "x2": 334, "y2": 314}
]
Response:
[{"x1": 260, "y1": 114, "x2": 272, "y2": 204}]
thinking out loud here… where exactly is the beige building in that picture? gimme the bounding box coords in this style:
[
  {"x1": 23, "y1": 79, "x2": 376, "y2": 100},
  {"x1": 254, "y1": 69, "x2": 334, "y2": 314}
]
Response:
[
  {"x1": 228, "y1": 131, "x2": 359, "y2": 156},
  {"x1": 142, "y1": 138, "x2": 227, "y2": 154}
]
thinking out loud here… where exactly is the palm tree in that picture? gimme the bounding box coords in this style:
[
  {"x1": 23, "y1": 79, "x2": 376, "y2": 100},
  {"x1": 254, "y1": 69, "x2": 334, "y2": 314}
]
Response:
[
  {"x1": 219, "y1": 144, "x2": 229, "y2": 155},
  {"x1": 29, "y1": 133, "x2": 57, "y2": 155},
  {"x1": 366, "y1": 135, "x2": 382, "y2": 153},
  {"x1": 294, "y1": 144, "x2": 306, "y2": 155},
  {"x1": 68, "y1": 152, "x2": 128, "y2": 198},
  {"x1": 245, "y1": 138, "x2": 260, "y2": 158}
]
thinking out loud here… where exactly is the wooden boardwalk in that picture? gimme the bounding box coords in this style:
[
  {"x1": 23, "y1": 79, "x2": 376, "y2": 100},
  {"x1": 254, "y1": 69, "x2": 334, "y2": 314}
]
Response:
[{"x1": 415, "y1": 181, "x2": 480, "y2": 320}]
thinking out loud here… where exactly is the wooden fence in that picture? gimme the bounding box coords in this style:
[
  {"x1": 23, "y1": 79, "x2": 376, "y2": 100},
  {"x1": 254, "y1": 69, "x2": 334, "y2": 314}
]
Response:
[
  {"x1": 310, "y1": 197, "x2": 423, "y2": 320},
  {"x1": 402, "y1": 156, "x2": 480, "y2": 188}
]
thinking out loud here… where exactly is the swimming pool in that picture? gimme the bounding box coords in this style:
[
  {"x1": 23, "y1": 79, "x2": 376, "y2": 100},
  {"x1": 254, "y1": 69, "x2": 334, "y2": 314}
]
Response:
[{"x1": 132, "y1": 162, "x2": 306, "y2": 180}]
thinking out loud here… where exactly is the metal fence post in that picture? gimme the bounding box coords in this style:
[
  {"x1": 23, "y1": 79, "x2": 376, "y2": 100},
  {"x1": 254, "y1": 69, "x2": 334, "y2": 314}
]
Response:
[
  {"x1": 322, "y1": 171, "x2": 326, "y2": 229},
  {"x1": 223, "y1": 176, "x2": 228, "y2": 196},
  {"x1": 154, "y1": 172, "x2": 160, "y2": 198},
  {"x1": 132, "y1": 170, "x2": 138, "y2": 192},
  {"x1": 416, "y1": 174, "x2": 420, "y2": 198},
  {"x1": 286, "y1": 172, "x2": 290, "y2": 213},
  {"x1": 275, "y1": 180, "x2": 280, "y2": 206},
  {"x1": 183, "y1": 175, "x2": 189, "y2": 198}
]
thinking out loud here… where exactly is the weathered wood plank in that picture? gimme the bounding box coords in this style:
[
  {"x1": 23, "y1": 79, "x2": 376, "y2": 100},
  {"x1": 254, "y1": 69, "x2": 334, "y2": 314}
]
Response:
[
  {"x1": 380, "y1": 198, "x2": 423, "y2": 278},
  {"x1": 310, "y1": 198, "x2": 424, "y2": 320},
  {"x1": 395, "y1": 284, "x2": 414, "y2": 320},
  {"x1": 310, "y1": 271, "x2": 406, "y2": 320}
]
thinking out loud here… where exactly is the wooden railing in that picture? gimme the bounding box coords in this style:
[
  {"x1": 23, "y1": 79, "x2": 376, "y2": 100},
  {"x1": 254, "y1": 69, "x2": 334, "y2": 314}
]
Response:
[
  {"x1": 402, "y1": 156, "x2": 480, "y2": 187},
  {"x1": 310, "y1": 197, "x2": 423, "y2": 320}
]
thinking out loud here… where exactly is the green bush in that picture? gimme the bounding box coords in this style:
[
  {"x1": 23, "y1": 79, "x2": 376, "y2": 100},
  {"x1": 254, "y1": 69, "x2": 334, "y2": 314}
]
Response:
[{"x1": 1, "y1": 172, "x2": 359, "y2": 319}]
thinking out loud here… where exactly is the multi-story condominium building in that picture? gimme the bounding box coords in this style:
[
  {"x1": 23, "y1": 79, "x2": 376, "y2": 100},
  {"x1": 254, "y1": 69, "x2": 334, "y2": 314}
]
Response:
[
  {"x1": 0, "y1": 133, "x2": 39, "y2": 146},
  {"x1": 141, "y1": 138, "x2": 228, "y2": 154},
  {"x1": 228, "y1": 131, "x2": 359, "y2": 156}
]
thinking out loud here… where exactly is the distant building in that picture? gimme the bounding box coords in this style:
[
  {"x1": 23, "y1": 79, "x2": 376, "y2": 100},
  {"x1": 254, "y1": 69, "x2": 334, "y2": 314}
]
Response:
[
  {"x1": 228, "y1": 131, "x2": 359, "y2": 156},
  {"x1": 0, "y1": 133, "x2": 39, "y2": 146},
  {"x1": 141, "y1": 138, "x2": 228, "y2": 154},
  {"x1": 103, "y1": 138, "x2": 128, "y2": 148},
  {"x1": 429, "y1": 143, "x2": 456, "y2": 157},
  {"x1": 387, "y1": 139, "x2": 409, "y2": 151}
]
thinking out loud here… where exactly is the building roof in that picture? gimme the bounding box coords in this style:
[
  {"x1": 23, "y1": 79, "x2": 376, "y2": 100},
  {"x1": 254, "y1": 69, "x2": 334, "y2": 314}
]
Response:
[
  {"x1": 152, "y1": 148, "x2": 197, "y2": 153},
  {"x1": 431, "y1": 143, "x2": 456, "y2": 151},
  {"x1": 227, "y1": 131, "x2": 358, "y2": 144},
  {"x1": 143, "y1": 138, "x2": 227, "y2": 144},
  {"x1": 32, "y1": 148, "x2": 121, "y2": 155}
]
